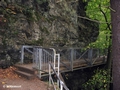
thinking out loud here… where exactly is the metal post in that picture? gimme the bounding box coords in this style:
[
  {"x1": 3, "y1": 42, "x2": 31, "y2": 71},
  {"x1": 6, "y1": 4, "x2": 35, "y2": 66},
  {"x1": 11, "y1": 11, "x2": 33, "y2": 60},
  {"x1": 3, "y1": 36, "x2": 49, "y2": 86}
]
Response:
[
  {"x1": 60, "y1": 83, "x2": 63, "y2": 90},
  {"x1": 32, "y1": 48, "x2": 35, "y2": 67},
  {"x1": 70, "y1": 48, "x2": 74, "y2": 71},
  {"x1": 57, "y1": 54, "x2": 60, "y2": 76},
  {"x1": 36, "y1": 48, "x2": 38, "y2": 68},
  {"x1": 74, "y1": 49, "x2": 77, "y2": 60},
  {"x1": 52, "y1": 49, "x2": 56, "y2": 69},
  {"x1": 88, "y1": 48, "x2": 93, "y2": 66},
  {"x1": 57, "y1": 54, "x2": 60, "y2": 88},
  {"x1": 49, "y1": 63, "x2": 51, "y2": 87},
  {"x1": 21, "y1": 46, "x2": 24, "y2": 64},
  {"x1": 38, "y1": 48, "x2": 42, "y2": 78}
]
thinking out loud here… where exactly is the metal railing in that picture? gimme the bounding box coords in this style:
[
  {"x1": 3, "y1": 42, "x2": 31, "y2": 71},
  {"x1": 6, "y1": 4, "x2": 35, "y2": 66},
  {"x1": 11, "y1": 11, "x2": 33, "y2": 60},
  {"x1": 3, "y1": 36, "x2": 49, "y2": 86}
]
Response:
[
  {"x1": 20, "y1": 45, "x2": 107, "y2": 78},
  {"x1": 20, "y1": 45, "x2": 58, "y2": 78},
  {"x1": 33, "y1": 47, "x2": 59, "y2": 78},
  {"x1": 49, "y1": 61, "x2": 69, "y2": 90},
  {"x1": 20, "y1": 45, "x2": 69, "y2": 89},
  {"x1": 20, "y1": 45, "x2": 34, "y2": 64},
  {"x1": 56, "y1": 48, "x2": 107, "y2": 71}
]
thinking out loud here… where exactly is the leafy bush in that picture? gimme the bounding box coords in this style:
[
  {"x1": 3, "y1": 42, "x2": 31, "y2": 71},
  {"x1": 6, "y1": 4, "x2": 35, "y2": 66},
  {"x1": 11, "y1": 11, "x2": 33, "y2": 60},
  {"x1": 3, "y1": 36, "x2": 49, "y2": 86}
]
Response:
[{"x1": 82, "y1": 69, "x2": 111, "y2": 90}]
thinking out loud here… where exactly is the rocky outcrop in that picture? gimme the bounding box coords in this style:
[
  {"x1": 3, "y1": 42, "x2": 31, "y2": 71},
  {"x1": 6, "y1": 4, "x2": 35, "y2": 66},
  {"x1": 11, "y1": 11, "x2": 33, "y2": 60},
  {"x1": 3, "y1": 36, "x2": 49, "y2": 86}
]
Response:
[{"x1": 0, "y1": 0, "x2": 99, "y2": 63}]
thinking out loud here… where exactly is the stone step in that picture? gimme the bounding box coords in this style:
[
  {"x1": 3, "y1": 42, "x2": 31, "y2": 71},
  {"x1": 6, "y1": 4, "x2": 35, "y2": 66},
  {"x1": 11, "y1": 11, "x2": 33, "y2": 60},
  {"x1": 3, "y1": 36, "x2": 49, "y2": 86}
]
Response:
[
  {"x1": 14, "y1": 70, "x2": 35, "y2": 80},
  {"x1": 14, "y1": 64, "x2": 36, "y2": 75}
]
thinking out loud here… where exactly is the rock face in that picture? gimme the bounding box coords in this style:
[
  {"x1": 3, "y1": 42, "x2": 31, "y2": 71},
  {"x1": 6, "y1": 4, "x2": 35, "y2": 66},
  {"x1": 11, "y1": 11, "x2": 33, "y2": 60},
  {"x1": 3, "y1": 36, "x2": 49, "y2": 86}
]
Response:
[{"x1": 0, "y1": 0, "x2": 99, "y2": 63}]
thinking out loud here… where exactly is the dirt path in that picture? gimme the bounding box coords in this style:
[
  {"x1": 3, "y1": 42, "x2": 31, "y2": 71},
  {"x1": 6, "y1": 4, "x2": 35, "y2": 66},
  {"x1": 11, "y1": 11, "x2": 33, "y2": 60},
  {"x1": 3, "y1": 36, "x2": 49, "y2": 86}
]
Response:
[{"x1": 0, "y1": 66, "x2": 49, "y2": 90}]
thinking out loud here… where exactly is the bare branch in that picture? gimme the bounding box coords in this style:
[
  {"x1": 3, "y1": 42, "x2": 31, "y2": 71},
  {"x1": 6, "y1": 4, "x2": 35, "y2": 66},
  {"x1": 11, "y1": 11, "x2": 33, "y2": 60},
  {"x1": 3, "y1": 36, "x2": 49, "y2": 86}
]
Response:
[
  {"x1": 99, "y1": 4, "x2": 111, "y2": 30},
  {"x1": 109, "y1": 6, "x2": 116, "y2": 12},
  {"x1": 77, "y1": 15, "x2": 110, "y2": 24}
]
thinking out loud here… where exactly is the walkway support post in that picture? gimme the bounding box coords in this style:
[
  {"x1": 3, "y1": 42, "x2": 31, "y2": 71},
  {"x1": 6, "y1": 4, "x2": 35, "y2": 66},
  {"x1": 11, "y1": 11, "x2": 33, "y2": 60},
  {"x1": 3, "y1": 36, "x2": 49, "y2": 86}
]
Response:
[
  {"x1": 70, "y1": 48, "x2": 74, "y2": 71},
  {"x1": 21, "y1": 46, "x2": 24, "y2": 64},
  {"x1": 88, "y1": 48, "x2": 93, "y2": 66},
  {"x1": 38, "y1": 48, "x2": 42, "y2": 78}
]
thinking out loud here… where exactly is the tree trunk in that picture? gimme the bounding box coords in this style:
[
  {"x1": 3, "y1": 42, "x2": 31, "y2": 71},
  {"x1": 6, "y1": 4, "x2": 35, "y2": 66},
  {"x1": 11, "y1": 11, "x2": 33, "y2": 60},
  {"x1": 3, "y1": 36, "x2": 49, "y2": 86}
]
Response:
[{"x1": 111, "y1": 0, "x2": 120, "y2": 90}]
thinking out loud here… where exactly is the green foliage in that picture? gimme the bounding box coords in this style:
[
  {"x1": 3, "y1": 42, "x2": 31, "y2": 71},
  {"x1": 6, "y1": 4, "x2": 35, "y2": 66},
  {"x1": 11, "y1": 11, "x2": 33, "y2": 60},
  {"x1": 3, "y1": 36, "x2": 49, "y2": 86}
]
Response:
[
  {"x1": 87, "y1": 30, "x2": 111, "y2": 49},
  {"x1": 84, "y1": 0, "x2": 111, "y2": 49},
  {"x1": 82, "y1": 69, "x2": 111, "y2": 90}
]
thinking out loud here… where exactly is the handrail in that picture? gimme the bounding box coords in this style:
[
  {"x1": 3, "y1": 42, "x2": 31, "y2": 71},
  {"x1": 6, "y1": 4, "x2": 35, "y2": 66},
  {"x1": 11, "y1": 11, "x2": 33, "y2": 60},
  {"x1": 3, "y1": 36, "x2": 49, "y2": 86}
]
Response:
[
  {"x1": 50, "y1": 48, "x2": 57, "y2": 69},
  {"x1": 32, "y1": 47, "x2": 58, "y2": 78},
  {"x1": 20, "y1": 45, "x2": 34, "y2": 64},
  {"x1": 20, "y1": 45, "x2": 107, "y2": 79},
  {"x1": 49, "y1": 61, "x2": 69, "y2": 90}
]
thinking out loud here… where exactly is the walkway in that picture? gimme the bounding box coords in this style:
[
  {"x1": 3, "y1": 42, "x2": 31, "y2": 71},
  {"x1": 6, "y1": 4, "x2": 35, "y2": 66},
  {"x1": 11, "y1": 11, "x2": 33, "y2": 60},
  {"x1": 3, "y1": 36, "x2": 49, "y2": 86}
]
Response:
[{"x1": 20, "y1": 45, "x2": 107, "y2": 78}]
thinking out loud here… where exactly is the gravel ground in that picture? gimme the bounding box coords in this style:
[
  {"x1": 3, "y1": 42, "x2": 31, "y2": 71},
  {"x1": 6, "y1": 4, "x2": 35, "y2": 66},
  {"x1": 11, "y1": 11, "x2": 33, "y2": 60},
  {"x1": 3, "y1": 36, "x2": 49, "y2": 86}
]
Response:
[
  {"x1": 0, "y1": 66, "x2": 49, "y2": 90},
  {"x1": 0, "y1": 78, "x2": 49, "y2": 90}
]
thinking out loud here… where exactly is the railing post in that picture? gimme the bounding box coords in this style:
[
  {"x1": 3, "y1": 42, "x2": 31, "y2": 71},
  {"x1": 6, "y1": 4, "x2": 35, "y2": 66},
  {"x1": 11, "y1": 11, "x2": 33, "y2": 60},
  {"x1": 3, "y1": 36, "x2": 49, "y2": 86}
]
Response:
[
  {"x1": 32, "y1": 48, "x2": 36, "y2": 68},
  {"x1": 49, "y1": 61, "x2": 69, "y2": 90},
  {"x1": 57, "y1": 54, "x2": 60, "y2": 88},
  {"x1": 57, "y1": 54, "x2": 60, "y2": 76},
  {"x1": 49, "y1": 62, "x2": 51, "y2": 87},
  {"x1": 60, "y1": 81, "x2": 63, "y2": 90},
  {"x1": 38, "y1": 48, "x2": 42, "y2": 78},
  {"x1": 88, "y1": 48, "x2": 93, "y2": 66},
  {"x1": 70, "y1": 48, "x2": 74, "y2": 71},
  {"x1": 21, "y1": 46, "x2": 24, "y2": 64},
  {"x1": 36, "y1": 48, "x2": 39, "y2": 68},
  {"x1": 51, "y1": 48, "x2": 56, "y2": 69}
]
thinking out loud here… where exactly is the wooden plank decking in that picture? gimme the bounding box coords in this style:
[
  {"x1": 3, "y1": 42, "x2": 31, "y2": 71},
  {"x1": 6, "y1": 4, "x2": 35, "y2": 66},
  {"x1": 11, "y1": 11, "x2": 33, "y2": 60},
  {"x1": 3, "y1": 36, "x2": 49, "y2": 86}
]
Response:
[{"x1": 15, "y1": 56, "x2": 106, "y2": 78}]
